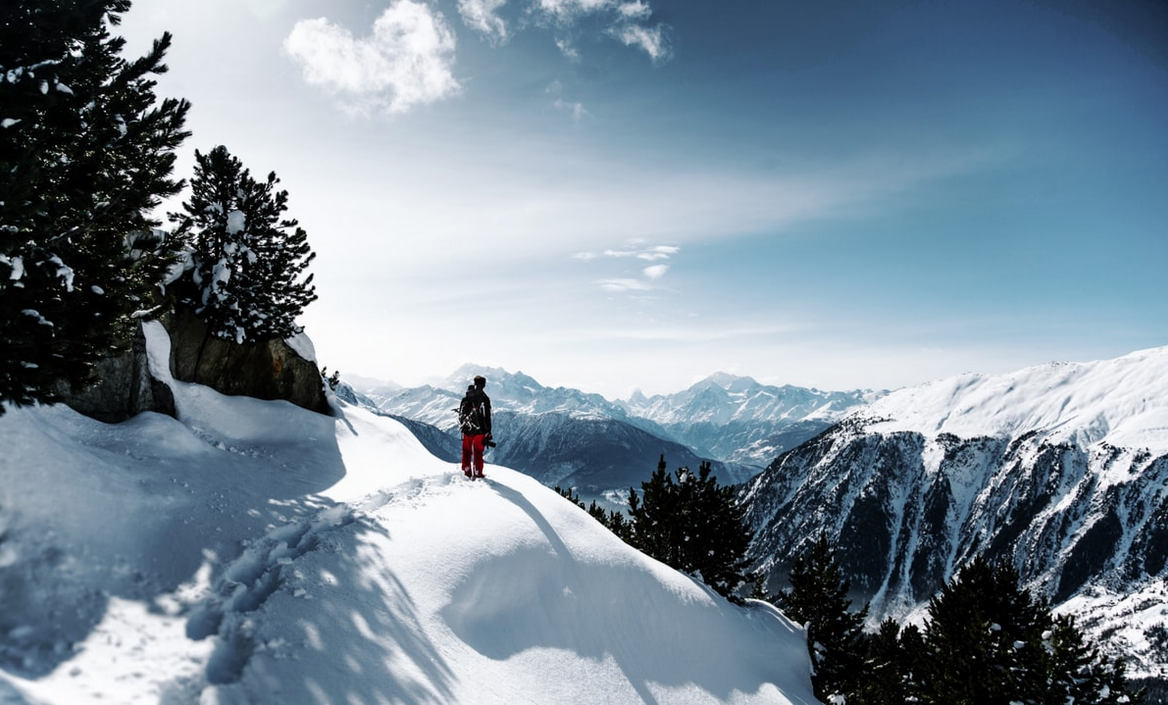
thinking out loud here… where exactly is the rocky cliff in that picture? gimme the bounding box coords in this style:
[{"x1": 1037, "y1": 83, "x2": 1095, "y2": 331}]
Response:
[{"x1": 61, "y1": 309, "x2": 328, "y2": 421}]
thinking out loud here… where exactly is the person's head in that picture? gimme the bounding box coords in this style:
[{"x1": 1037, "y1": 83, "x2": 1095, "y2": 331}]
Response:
[{"x1": 473, "y1": 375, "x2": 486, "y2": 389}]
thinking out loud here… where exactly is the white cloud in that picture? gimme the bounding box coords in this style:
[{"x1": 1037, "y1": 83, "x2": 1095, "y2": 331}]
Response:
[
  {"x1": 608, "y1": 22, "x2": 671, "y2": 64},
  {"x1": 284, "y1": 0, "x2": 460, "y2": 115},
  {"x1": 642, "y1": 264, "x2": 668, "y2": 280},
  {"x1": 457, "y1": 0, "x2": 509, "y2": 44},
  {"x1": 616, "y1": 1, "x2": 652, "y2": 20}
]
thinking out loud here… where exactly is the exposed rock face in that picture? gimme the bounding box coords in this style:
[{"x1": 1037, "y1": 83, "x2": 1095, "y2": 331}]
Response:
[
  {"x1": 167, "y1": 308, "x2": 329, "y2": 415},
  {"x1": 61, "y1": 309, "x2": 329, "y2": 421},
  {"x1": 55, "y1": 324, "x2": 176, "y2": 423},
  {"x1": 741, "y1": 424, "x2": 1168, "y2": 609}
]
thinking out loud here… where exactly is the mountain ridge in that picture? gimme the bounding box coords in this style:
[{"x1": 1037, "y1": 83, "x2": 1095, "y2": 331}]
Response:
[
  {"x1": 357, "y1": 367, "x2": 881, "y2": 483},
  {"x1": 738, "y1": 344, "x2": 1168, "y2": 680}
]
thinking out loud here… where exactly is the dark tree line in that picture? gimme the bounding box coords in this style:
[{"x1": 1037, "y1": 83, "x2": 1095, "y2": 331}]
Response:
[
  {"x1": 1, "y1": 0, "x2": 317, "y2": 414},
  {"x1": 778, "y1": 535, "x2": 1143, "y2": 705}
]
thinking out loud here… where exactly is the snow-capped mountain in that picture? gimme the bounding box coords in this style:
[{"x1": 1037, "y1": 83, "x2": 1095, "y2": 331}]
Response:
[
  {"x1": 364, "y1": 365, "x2": 632, "y2": 429},
  {"x1": 738, "y1": 346, "x2": 1168, "y2": 680},
  {"x1": 361, "y1": 367, "x2": 878, "y2": 501},
  {"x1": 361, "y1": 367, "x2": 757, "y2": 504},
  {"x1": 619, "y1": 373, "x2": 882, "y2": 466},
  {"x1": 0, "y1": 323, "x2": 817, "y2": 704}
]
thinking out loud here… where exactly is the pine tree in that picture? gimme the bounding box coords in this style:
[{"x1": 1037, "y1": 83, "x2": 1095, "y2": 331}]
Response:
[
  {"x1": 171, "y1": 145, "x2": 316, "y2": 344},
  {"x1": 0, "y1": 0, "x2": 190, "y2": 412},
  {"x1": 775, "y1": 532, "x2": 868, "y2": 703},
  {"x1": 917, "y1": 557, "x2": 1044, "y2": 704},
  {"x1": 852, "y1": 618, "x2": 912, "y2": 705},
  {"x1": 627, "y1": 455, "x2": 755, "y2": 602},
  {"x1": 916, "y1": 556, "x2": 1142, "y2": 705}
]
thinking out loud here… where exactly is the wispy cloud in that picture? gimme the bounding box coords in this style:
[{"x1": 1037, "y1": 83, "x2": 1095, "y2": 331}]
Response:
[
  {"x1": 554, "y1": 98, "x2": 588, "y2": 121},
  {"x1": 608, "y1": 22, "x2": 671, "y2": 64},
  {"x1": 642, "y1": 264, "x2": 668, "y2": 279},
  {"x1": 547, "y1": 81, "x2": 587, "y2": 120},
  {"x1": 555, "y1": 37, "x2": 581, "y2": 62},
  {"x1": 452, "y1": 0, "x2": 671, "y2": 64},
  {"x1": 598, "y1": 278, "x2": 654, "y2": 292},
  {"x1": 535, "y1": 0, "x2": 618, "y2": 20},
  {"x1": 284, "y1": 0, "x2": 460, "y2": 115},
  {"x1": 579, "y1": 242, "x2": 679, "y2": 293},
  {"x1": 457, "y1": 0, "x2": 509, "y2": 44},
  {"x1": 599, "y1": 244, "x2": 679, "y2": 261}
]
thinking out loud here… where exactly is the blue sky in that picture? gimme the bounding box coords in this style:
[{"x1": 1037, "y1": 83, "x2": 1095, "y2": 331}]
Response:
[{"x1": 118, "y1": 0, "x2": 1168, "y2": 398}]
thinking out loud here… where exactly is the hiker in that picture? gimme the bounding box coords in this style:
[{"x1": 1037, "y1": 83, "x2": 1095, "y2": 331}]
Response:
[{"x1": 458, "y1": 375, "x2": 492, "y2": 478}]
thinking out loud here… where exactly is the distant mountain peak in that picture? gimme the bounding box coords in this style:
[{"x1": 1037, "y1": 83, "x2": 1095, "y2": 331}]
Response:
[{"x1": 702, "y1": 371, "x2": 753, "y2": 388}]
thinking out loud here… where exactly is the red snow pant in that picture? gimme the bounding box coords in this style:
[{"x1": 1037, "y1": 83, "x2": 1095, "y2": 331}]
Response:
[{"x1": 461, "y1": 434, "x2": 486, "y2": 476}]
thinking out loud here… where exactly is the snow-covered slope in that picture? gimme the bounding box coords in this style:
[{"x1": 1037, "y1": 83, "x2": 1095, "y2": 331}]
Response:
[
  {"x1": 861, "y1": 346, "x2": 1168, "y2": 452},
  {"x1": 0, "y1": 326, "x2": 817, "y2": 705},
  {"x1": 739, "y1": 346, "x2": 1168, "y2": 680}
]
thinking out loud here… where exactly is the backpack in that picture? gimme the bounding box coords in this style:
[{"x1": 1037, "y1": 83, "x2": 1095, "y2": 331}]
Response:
[{"x1": 458, "y1": 391, "x2": 487, "y2": 435}]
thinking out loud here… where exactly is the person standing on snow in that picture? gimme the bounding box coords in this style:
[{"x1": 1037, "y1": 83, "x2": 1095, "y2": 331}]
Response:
[{"x1": 458, "y1": 375, "x2": 492, "y2": 478}]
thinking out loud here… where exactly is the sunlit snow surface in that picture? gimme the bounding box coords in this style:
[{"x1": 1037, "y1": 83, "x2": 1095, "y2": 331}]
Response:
[
  {"x1": 859, "y1": 346, "x2": 1168, "y2": 453},
  {"x1": 0, "y1": 326, "x2": 816, "y2": 704}
]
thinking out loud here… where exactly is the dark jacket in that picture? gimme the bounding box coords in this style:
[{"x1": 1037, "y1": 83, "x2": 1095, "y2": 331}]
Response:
[{"x1": 458, "y1": 387, "x2": 492, "y2": 436}]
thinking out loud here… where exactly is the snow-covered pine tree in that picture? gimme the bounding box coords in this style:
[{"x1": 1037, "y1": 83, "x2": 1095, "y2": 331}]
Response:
[
  {"x1": 0, "y1": 0, "x2": 190, "y2": 413},
  {"x1": 171, "y1": 145, "x2": 317, "y2": 344},
  {"x1": 775, "y1": 532, "x2": 868, "y2": 703}
]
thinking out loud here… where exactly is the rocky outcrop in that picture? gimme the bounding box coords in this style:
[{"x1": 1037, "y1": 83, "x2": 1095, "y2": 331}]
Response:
[
  {"x1": 166, "y1": 308, "x2": 329, "y2": 415},
  {"x1": 61, "y1": 308, "x2": 329, "y2": 421},
  {"x1": 55, "y1": 324, "x2": 176, "y2": 423}
]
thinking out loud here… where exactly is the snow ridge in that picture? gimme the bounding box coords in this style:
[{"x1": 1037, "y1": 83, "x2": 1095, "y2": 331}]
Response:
[{"x1": 857, "y1": 346, "x2": 1168, "y2": 452}]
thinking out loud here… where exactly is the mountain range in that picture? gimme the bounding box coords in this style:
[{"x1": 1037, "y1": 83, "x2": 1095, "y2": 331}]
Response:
[
  {"x1": 738, "y1": 345, "x2": 1168, "y2": 681},
  {"x1": 353, "y1": 365, "x2": 880, "y2": 505}
]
